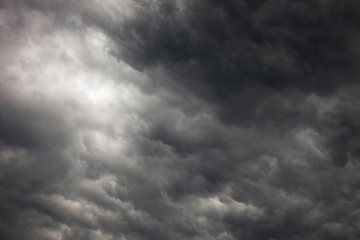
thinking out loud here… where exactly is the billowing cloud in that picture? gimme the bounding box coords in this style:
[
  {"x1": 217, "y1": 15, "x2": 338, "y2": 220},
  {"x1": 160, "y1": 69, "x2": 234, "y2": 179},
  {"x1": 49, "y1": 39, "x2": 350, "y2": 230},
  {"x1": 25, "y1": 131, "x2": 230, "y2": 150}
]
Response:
[{"x1": 0, "y1": 1, "x2": 360, "y2": 240}]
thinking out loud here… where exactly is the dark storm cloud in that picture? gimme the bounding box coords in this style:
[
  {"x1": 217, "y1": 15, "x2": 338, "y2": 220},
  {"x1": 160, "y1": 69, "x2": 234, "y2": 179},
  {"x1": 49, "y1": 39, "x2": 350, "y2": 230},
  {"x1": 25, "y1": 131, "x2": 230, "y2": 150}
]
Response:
[
  {"x1": 131, "y1": 0, "x2": 360, "y2": 89},
  {"x1": 0, "y1": 92, "x2": 71, "y2": 150},
  {"x1": 103, "y1": 0, "x2": 360, "y2": 125},
  {"x1": 1, "y1": 1, "x2": 360, "y2": 240},
  {"x1": 317, "y1": 88, "x2": 360, "y2": 166}
]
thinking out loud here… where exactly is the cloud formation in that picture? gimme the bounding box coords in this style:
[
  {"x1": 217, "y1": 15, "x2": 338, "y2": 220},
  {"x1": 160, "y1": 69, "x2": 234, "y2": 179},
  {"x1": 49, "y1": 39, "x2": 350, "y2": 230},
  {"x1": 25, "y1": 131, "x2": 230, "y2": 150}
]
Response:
[{"x1": 0, "y1": 1, "x2": 360, "y2": 240}]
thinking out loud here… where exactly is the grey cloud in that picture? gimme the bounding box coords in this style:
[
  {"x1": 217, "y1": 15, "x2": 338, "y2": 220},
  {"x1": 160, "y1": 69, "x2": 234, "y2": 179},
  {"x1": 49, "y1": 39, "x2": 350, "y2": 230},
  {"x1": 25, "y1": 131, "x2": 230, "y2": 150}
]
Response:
[{"x1": 0, "y1": 1, "x2": 360, "y2": 240}]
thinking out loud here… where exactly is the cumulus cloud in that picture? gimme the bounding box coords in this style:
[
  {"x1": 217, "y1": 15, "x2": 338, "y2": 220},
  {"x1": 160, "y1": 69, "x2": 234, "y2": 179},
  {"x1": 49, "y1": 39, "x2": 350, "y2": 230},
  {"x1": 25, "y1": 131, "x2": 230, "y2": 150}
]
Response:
[{"x1": 0, "y1": 1, "x2": 360, "y2": 240}]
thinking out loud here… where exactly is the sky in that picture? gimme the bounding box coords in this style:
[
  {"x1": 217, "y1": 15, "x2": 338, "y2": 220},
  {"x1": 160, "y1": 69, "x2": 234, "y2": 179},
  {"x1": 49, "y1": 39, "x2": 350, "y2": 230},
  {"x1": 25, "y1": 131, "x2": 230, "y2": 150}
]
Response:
[{"x1": 0, "y1": 0, "x2": 360, "y2": 239}]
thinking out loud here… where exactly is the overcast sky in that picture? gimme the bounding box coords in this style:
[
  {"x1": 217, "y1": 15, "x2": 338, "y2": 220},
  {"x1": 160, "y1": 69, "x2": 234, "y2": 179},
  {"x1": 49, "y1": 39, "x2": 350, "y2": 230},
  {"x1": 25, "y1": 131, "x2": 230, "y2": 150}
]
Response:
[{"x1": 1, "y1": 0, "x2": 360, "y2": 239}]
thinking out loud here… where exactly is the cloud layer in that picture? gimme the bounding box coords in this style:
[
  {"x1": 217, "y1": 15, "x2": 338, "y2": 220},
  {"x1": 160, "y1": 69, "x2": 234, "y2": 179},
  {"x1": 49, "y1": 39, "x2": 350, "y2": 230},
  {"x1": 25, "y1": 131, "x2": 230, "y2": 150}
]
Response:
[{"x1": 0, "y1": 1, "x2": 360, "y2": 239}]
